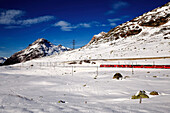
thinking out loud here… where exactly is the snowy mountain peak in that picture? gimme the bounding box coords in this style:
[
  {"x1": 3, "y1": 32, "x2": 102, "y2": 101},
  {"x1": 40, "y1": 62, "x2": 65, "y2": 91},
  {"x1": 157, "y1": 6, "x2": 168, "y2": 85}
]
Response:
[
  {"x1": 57, "y1": 44, "x2": 62, "y2": 47},
  {"x1": 0, "y1": 57, "x2": 7, "y2": 65},
  {"x1": 28, "y1": 38, "x2": 52, "y2": 48},
  {"x1": 3, "y1": 38, "x2": 71, "y2": 65},
  {"x1": 33, "y1": 38, "x2": 51, "y2": 45},
  {"x1": 56, "y1": 44, "x2": 66, "y2": 49}
]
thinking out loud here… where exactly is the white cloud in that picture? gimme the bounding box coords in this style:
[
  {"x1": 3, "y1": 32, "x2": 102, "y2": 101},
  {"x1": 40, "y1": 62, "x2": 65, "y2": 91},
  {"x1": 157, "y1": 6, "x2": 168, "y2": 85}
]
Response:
[
  {"x1": 112, "y1": 1, "x2": 129, "y2": 10},
  {"x1": 54, "y1": 21, "x2": 91, "y2": 31},
  {"x1": 4, "y1": 25, "x2": 23, "y2": 29},
  {"x1": 77, "y1": 23, "x2": 91, "y2": 28},
  {"x1": 106, "y1": 1, "x2": 129, "y2": 15},
  {"x1": 110, "y1": 23, "x2": 117, "y2": 26},
  {"x1": 95, "y1": 24, "x2": 107, "y2": 27},
  {"x1": 19, "y1": 16, "x2": 55, "y2": 25},
  {"x1": 61, "y1": 26, "x2": 74, "y2": 31},
  {"x1": 107, "y1": 15, "x2": 130, "y2": 27},
  {"x1": 108, "y1": 18, "x2": 121, "y2": 22},
  {"x1": 106, "y1": 10, "x2": 115, "y2": 15},
  {"x1": 54, "y1": 21, "x2": 71, "y2": 27},
  {"x1": 101, "y1": 24, "x2": 107, "y2": 26},
  {"x1": 53, "y1": 16, "x2": 129, "y2": 31},
  {"x1": 54, "y1": 21, "x2": 73, "y2": 31},
  {"x1": 0, "y1": 10, "x2": 24, "y2": 25},
  {"x1": 0, "y1": 9, "x2": 55, "y2": 28}
]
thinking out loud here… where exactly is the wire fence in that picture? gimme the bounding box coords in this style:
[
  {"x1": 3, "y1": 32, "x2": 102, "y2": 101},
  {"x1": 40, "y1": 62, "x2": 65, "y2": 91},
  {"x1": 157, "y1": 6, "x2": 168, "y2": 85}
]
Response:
[
  {"x1": 4, "y1": 61, "x2": 170, "y2": 78},
  {"x1": 4, "y1": 62, "x2": 100, "y2": 77}
]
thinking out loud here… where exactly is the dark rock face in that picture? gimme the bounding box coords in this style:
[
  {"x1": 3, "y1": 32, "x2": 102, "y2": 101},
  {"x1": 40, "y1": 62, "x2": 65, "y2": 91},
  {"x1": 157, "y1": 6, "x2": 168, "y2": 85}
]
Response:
[
  {"x1": 107, "y1": 2, "x2": 169, "y2": 40},
  {"x1": 107, "y1": 26, "x2": 142, "y2": 40},
  {"x1": 3, "y1": 38, "x2": 70, "y2": 66},
  {"x1": 139, "y1": 14, "x2": 169, "y2": 27},
  {"x1": 131, "y1": 2, "x2": 170, "y2": 27},
  {"x1": 83, "y1": 60, "x2": 91, "y2": 63},
  {"x1": 3, "y1": 52, "x2": 23, "y2": 65},
  {"x1": 69, "y1": 61, "x2": 77, "y2": 64},
  {"x1": 3, "y1": 50, "x2": 44, "y2": 65}
]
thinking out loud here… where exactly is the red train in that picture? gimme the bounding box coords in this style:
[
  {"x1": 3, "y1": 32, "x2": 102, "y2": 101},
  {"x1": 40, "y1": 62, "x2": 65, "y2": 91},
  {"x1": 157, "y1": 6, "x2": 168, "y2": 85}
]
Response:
[{"x1": 100, "y1": 64, "x2": 170, "y2": 69}]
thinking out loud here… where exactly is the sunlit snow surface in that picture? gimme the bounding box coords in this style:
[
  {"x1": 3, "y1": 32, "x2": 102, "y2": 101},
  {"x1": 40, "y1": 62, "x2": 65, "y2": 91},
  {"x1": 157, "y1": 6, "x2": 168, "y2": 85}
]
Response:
[
  {"x1": 0, "y1": 3, "x2": 170, "y2": 112},
  {"x1": 0, "y1": 60, "x2": 170, "y2": 113}
]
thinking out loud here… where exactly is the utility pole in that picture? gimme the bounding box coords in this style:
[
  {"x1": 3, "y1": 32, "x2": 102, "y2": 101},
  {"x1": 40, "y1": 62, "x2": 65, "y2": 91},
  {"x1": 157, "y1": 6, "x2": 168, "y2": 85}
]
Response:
[{"x1": 73, "y1": 40, "x2": 75, "y2": 49}]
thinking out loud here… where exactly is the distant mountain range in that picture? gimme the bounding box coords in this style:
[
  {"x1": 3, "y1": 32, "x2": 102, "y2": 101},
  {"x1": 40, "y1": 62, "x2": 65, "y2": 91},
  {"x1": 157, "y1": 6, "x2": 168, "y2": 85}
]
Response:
[{"x1": 3, "y1": 38, "x2": 70, "y2": 65}]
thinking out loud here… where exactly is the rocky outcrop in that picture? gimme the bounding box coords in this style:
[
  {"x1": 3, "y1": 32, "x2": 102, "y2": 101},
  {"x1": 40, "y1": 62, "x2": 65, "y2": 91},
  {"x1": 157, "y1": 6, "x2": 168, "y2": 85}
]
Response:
[
  {"x1": 131, "y1": 2, "x2": 170, "y2": 27},
  {"x1": 88, "y1": 32, "x2": 107, "y2": 45}
]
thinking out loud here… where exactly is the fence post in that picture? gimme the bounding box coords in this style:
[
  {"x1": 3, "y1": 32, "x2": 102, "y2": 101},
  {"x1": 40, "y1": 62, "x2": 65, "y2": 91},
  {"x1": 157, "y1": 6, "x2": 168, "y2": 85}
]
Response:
[{"x1": 139, "y1": 97, "x2": 142, "y2": 103}]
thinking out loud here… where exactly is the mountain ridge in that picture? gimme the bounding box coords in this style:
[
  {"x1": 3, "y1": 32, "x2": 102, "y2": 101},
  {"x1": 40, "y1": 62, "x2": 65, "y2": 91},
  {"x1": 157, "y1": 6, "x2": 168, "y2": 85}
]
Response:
[
  {"x1": 86, "y1": 2, "x2": 170, "y2": 46},
  {"x1": 3, "y1": 38, "x2": 70, "y2": 65}
]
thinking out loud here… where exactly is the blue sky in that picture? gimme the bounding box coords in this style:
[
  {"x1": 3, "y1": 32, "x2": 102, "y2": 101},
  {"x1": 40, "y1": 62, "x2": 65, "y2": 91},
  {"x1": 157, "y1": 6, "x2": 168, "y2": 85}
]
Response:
[{"x1": 0, "y1": 0, "x2": 169, "y2": 57}]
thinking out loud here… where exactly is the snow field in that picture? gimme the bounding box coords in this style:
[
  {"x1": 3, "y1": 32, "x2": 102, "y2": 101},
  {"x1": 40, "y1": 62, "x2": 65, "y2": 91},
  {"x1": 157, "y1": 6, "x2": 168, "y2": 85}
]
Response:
[
  {"x1": 0, "y1": 3, "x2": 170, "y2": 112},
  {"x1": 0, "y1": 61, "x2": 170, "y2": 113}
]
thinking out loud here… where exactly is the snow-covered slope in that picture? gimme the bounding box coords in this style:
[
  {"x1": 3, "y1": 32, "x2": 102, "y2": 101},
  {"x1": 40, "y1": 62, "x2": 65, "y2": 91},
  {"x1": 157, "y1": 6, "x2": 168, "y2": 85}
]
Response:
[
  {"x1": 38, "y1": 2, "x2": 170, "y2": 62},
  {"x1": 3, "y1": 38, "x2": 70, "y2": 65},
  {"x1": 0, "y1": 3, "x2": 170, "y2": 113},
  {"x1": 102, "y1": 2, "x2": 170, "y2": 43},
  {"x1": 0, "y1": 60, "x2": 170, "y2": 113}
]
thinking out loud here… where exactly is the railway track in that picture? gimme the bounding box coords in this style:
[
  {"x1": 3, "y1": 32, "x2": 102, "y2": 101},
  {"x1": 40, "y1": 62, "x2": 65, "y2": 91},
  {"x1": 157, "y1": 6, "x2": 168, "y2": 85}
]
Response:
[{"x1": 63, "y1": 56, "x2": 170, "y2": 63}]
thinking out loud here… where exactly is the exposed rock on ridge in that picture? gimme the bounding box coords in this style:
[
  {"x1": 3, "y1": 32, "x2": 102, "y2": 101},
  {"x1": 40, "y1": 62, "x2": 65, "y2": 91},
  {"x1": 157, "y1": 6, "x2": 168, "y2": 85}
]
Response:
[
  {"x1": 88, "y1": 2, "x2": 170, "y2": 45},
  {"x1": 3, "y1": 38, "x2": 70, "y2": 65}
]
